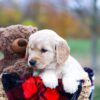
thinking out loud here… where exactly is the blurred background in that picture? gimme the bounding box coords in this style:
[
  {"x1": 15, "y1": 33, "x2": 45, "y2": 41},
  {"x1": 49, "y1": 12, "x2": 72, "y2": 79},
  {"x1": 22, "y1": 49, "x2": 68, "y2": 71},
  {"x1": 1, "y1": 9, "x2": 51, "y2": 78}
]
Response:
[{"x1": 0, "y1": 0, "x2": 100, "y2": 99}]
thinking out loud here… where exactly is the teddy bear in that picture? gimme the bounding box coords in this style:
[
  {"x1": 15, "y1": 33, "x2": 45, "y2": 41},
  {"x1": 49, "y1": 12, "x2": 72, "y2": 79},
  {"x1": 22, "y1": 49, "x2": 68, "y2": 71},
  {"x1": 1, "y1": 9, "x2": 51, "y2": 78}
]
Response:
[
  {"x1": 0, "y1": 24, "x2": 37, "y2": 73},
  {"x1": 0, "y1": 24, "x2": 38, "y2": 100}
]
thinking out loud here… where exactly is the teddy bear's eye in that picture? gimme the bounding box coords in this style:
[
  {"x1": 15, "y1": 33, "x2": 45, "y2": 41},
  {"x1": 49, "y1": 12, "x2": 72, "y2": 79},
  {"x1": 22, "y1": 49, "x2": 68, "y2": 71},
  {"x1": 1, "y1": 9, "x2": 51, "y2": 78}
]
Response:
[{"x1": 41, "y1": 48, "x2": 48, "y2": 53}]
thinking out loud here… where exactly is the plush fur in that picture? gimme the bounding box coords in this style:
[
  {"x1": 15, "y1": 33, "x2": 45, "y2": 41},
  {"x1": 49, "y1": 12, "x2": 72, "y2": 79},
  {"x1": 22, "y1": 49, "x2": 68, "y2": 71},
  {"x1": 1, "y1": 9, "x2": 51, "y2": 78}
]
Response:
[
  {"x1": 26, "y1": 29, "x2": 88, "y2": 94},
  {"x1": 0, "y1": 25, "x2": 37, "y2": 73},
  {"x1": 3, "y1": 59, "x2": 33, "y2": 77}
]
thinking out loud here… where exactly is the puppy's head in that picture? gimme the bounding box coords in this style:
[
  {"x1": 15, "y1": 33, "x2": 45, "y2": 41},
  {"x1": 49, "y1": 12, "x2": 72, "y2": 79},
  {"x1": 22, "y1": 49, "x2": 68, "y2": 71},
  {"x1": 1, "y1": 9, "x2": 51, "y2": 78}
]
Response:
[{"x1": 26, "y1": 29, "x2": 70, "y2": 70}]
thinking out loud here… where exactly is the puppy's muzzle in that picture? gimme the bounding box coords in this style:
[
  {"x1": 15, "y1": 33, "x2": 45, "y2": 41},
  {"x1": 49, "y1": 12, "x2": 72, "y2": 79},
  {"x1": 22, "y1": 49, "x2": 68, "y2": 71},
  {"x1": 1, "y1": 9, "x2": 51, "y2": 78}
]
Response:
[{"x1": 29, "y1": 59, "x2": 37, "y2": 67}]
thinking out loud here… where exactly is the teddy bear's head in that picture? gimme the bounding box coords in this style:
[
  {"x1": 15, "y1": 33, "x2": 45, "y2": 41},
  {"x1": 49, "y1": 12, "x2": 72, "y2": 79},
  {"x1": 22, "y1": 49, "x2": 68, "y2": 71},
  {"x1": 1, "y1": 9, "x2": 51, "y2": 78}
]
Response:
[{"x1": 0, "y1": 25, "x2": 37, "y2": 68}]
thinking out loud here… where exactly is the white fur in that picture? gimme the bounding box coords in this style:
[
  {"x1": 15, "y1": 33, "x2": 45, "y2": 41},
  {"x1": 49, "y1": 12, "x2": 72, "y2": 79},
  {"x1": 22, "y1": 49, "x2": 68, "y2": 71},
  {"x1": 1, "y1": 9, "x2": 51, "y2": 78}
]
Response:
[{"x1": 27, "y1": 29, "x2": 88, "y2": 93}]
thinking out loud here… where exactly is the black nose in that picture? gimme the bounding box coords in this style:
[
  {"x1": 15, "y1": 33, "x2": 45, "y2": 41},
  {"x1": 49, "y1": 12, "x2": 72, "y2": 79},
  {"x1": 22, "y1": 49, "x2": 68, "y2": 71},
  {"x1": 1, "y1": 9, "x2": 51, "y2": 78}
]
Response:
[{"x1": 29, "y1": 60, "x2": 36, "y2": 66}]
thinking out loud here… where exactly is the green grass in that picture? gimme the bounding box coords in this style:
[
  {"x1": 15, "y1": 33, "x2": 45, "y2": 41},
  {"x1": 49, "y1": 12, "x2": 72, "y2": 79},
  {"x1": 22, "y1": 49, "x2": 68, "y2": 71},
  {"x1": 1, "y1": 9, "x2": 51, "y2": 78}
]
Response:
[
  {"x1": 67, "y1": 38, "x2": 100, "y2": 56},
  {"x1": 0, "y1": 52, "x2": 4, "y2": 60},
  {"x1": 93, "y1": 86, "x2": 100, "y2": 100},
  {"x1": 0, "y1": 52, "x2": 2, "y2": 57}
]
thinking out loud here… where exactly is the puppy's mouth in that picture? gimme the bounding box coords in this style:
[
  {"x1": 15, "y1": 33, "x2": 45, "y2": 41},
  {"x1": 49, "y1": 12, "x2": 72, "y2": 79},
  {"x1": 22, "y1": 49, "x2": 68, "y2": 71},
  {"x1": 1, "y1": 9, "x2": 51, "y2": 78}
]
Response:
[
  {"x1": 29, "y1": 64, "x2": 45, "y2": 71},
  {"x1": 34, "y1": 66, "x2": 45, "y2": 70}
]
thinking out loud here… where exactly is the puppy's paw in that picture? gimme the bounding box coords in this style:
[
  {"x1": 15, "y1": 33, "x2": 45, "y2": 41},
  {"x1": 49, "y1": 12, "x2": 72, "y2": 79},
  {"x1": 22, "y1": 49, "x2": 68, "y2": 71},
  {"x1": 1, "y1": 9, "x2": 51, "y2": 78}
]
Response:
[
  {"x1": 40, "y1": 71, "x2": 58, "y2": 88},
  {"x1": 62, "y1": 77, "x2": 79, "y2": 94}
]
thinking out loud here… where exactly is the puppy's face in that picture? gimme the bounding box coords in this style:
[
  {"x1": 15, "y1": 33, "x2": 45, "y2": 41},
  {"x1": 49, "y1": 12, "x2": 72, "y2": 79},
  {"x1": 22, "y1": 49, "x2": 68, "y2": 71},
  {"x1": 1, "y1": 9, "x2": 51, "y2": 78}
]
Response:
[
  {"x1": 27, "y1": 39, "x2": 56, "y2": 70},
  {"x1": 26, "y1": 30, "x2": 70, "y2": 70}
]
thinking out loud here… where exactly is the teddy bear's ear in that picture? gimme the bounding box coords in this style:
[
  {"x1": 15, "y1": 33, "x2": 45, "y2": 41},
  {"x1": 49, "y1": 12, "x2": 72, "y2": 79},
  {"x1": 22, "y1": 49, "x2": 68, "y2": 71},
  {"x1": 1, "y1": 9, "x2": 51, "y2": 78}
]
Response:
[
  {"x1": 11, "y1": 38, "x2": 28, "y2": 54},
  {"x1": 30, "y1": 26, "x2": 38, "y2": 33},
  {"x1": 18, "y1": 25, "x2": 38, "y2": 34},
  {"x1": 55, "y1": 40, "x2": 70, "y2": 65}
]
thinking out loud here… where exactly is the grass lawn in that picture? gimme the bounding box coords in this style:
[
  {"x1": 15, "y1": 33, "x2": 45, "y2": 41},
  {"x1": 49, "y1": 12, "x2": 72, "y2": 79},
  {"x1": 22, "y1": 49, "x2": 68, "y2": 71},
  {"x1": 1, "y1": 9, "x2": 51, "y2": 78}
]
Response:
[
  {"x1": 0, "y1": 52, "x2": 4, "y2": 60},
  {"x1": 94, "y1": 86, "x2": 100, "y2": 100},
  {"x1": 67, "y1": 38, "x2": 100, "y2": 56},
  {"x1": 0, "y1": 53, "x2": 1, "y2": 57}
]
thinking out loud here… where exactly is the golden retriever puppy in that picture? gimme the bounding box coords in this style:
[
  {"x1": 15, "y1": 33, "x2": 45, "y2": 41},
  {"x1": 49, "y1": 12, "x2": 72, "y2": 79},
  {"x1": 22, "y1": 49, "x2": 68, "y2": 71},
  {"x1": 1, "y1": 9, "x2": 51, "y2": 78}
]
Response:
[{"x1": 26, "y1": 29, "x2": 88, "y2": 93}]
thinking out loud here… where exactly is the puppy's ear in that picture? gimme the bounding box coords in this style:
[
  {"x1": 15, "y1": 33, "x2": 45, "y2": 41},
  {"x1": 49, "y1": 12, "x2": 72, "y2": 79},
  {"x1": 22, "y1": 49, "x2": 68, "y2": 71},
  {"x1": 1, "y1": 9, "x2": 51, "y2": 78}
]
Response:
[
  {"x1": 56, "y1": 40, "x2": 70, "y2": 65},
  {"x1": 25, "y1": 45, "x2": 29, "y2": 60}
]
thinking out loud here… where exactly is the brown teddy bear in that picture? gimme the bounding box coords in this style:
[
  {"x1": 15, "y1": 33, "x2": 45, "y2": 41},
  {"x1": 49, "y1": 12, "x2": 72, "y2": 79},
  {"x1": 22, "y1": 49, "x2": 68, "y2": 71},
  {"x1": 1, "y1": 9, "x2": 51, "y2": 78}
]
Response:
[
  {"x1": 0, "y1": 24, "x2": 37, "y2": 73},
  {"x1": 0, "y1": 25, "x2": 37, "y2": 100}
]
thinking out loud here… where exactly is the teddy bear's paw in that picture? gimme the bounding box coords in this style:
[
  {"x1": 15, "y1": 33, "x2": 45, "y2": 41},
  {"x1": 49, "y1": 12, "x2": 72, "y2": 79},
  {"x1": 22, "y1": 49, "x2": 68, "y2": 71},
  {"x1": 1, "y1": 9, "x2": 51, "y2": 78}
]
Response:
[
  {"x1": 3, "y1": 66, "x2": 15, "y2": 73},
  {"x1": 40, "y1": 71, "x2": 58, "y2": 88},
  {"x1": 62, "y1": 77, "x2": 79, "y2": 94}
]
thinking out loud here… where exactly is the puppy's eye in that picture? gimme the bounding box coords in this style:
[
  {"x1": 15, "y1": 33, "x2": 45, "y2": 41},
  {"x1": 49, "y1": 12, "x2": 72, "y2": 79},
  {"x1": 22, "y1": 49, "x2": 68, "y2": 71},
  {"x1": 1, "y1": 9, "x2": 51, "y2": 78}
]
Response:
[{"x1": 41, "y1": 48, "x2": 48, "y2": 53}]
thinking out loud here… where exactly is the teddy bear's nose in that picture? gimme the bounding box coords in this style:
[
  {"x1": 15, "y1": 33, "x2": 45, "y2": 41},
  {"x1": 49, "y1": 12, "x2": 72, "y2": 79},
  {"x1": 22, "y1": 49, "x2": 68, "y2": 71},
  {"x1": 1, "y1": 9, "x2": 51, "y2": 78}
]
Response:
[{"x1": 29, "y1": 60, "x2": 37, "y2": 66}]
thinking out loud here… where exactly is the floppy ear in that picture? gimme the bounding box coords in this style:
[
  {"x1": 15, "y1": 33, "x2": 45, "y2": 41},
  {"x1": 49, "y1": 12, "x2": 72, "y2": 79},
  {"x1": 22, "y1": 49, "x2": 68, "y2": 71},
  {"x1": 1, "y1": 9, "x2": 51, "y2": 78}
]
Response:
[
  {"x1": 56, "y1": 40, "x2": 70, "y2": 65},
  {"x1": 25, "y1": 45, "x2": 29, "y2": 60}
]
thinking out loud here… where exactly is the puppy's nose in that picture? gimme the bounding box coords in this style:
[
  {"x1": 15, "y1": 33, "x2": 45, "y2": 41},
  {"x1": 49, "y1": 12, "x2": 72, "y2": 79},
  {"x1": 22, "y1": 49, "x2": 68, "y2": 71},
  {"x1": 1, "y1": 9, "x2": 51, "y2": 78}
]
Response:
[{"x1": 29, "y1": 60, "x2": 36, "y2": 66}]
